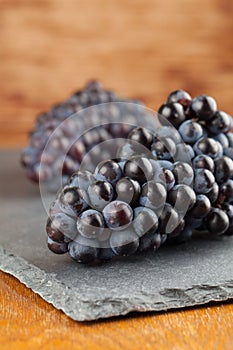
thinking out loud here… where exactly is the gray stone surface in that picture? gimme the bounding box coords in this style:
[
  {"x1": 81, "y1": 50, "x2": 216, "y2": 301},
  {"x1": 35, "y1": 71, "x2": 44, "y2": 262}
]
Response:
[{"x1": 0, "y1": 150, "x2": 233, "y2": 321}]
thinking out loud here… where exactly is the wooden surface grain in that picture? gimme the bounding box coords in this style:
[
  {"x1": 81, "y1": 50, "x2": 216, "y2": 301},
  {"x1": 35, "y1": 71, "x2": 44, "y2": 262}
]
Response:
[
  {"x1": 0, "y1": 0, "x2": 233, "y2": 349},
  {"x1": 0, "y1": 271, "x2": 233, "y2": 350},
  {"x1": 0, "y1": 0, "x2": 233, "y2": 146}
]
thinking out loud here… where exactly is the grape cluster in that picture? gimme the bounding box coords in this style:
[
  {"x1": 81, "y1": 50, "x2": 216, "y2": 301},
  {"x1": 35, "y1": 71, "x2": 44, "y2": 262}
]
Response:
[
  {"x1": 21, "y1": 81, "x2": 147, "y2": 189},
  {"x1": 46, "y1": 89, "x2": 233, "y2": 264},
  {"x1": 47, "y1": 155, "x2": 192, "y2": 263},
  {"x1": 158, "y1": 90, "x2": 233, "y2": 236}
]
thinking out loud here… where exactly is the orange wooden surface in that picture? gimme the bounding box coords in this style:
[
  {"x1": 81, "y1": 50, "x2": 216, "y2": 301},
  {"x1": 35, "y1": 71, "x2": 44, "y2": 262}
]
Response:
[
  {"x1": 0, "y1": 271, "x2": 233, "y2": 350},
  {"x1": 0, "y1": 0, "x2": 233, "y2": 349}
]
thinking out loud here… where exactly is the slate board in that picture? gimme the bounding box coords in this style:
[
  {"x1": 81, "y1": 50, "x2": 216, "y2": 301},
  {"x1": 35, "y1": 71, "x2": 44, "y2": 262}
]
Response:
[{"x1": 0, "y1": 150, "x2": 233, "y2": 321}]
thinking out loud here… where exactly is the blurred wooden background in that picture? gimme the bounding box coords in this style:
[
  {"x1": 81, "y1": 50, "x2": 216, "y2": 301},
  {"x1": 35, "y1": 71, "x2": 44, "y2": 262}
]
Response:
[
  {"x1": 0, "y1": 0, "x2": 232, "y2": 146},
  {"x1": 0, "y1": 0, "x2": 233, "y2": 349}
]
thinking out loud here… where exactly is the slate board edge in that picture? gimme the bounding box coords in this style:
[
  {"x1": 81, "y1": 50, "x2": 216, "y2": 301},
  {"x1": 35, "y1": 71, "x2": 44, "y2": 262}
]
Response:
[{"x1": 1, "y1": 246, "x2": 233, "y2": 322}]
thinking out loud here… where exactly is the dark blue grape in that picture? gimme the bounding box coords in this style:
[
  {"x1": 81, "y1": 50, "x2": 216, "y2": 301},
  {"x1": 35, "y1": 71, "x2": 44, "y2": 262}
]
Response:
[
  {"x1": 151, "y1": 137, "x2": 176, "y2": 160},
  {"x1": 207, "y1": 111, "x2": 232, "y2": 135},
  {"x1": 110, "y1": 229, "x2": 139, "y2": 256},
  {"x1": 46, "y1": 217, "x2": 67, "y2": 243},
  {"x1": 116, "y1": 177, "x2": 141, "y2": 207},
  {"x1": 69, "y1": 237, "x2": 99, "y2": 263},
  {"x1": 168, "y1": 184, "x2": 196, "y2": 213},
  {"x1": 68, "y1": 140, "x2": 86, "y2": 163},
  {"x1": 193, "y1": 137, "x2": 219, "y2": 159},
  {"x1": 205, "y1": 182, "x2": 219, "y2": 204},
  {"x1": 214, "y1": 133, "x2": 229, "y2": 148},
  {"x1": 138, "y1": 232, "x2": 161, "y2": 252},
  {"x1": 87, "y1": 180, "x2": 114, "y2": 210},
  {"x1": 194, "y1": 168, "x2": 215, "y2": 194},
  {"x1": 185, "y1": 215, "x2": 203, "y2": 229},
  {"x1": 59, "y1": 187, "x2": 87, "y2": 213},
  {"x1": 190, "y1": 95, "x2": 217, "y2": 120},
  {"x1": 187, "y1": 194, "x2": 211, "y2": 218},
  {"x1": 46, "y1": 213, "x2": 78, "y2": 241},
  {"x1": 124, "y1": 156, "x2": 153, "y2": 184},
  {"x1": 193, "y1": 155, "x2": 215, "y2": 172},
  {"x1": 77, "y1": 209, "x2": 105, "y2": 239},
  {"x1": 158, "y1": 102, "x2": 186, "y2": 128},
  {"x1": 178, "y1": 120, "x2": 203, "y2": 144},
  {"x1": 221, "y1": 204, "x2": 233, "y2": 235},
  {"x1": 103, "y1": 200, "x2": 133, "y2": 230},
  {"x1": 214, "y1": 156, "x2": 233, "y2": 183},
  {"x1": 173, "y1": 161, "x2": 194, "y2": 186},
  {"x1": 205, "y1": 208, "x2": 229, "y2": 235},
  {"x1": 48, "y1": 237, "x2": 69, "y2": 254},
  {"x1": 159, "y1": 204, "x2": 180, "y2": 234},
  {"x1": 133, "y1": 207, "x2": 158, "y2": 237},
  {"x1": 167, "y1": 90, "x2": 192, "y2": 108},
  {"x1": 140, "y1": 181, "x2": 167, "y2": 210},
  {"x1": 128, "y1": 127, "x2": 153, "y2": 149},
  {"x1": 169, "y1": 218, "x2": 185, "y2": 236},
  {"x1": 219, "y1": 179, "x2": 233, "y2": 203},
  {"x1": 95, "y1": 160, "x2": 122, "y2": 184}
]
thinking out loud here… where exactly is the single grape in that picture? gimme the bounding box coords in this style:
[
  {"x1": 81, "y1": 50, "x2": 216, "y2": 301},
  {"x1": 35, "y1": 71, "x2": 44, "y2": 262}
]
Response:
[
  {"x1": 69, "y1": 236, "x2": 100, "y2": 263},
  {"x1": 172, "y1": 161, "x2": 194, "y2": 186},
  {"x1": 214, "y1": 156, "x2": 233, "y2": 183},
  {"x1": 193, "y1": 155, "x2": 215, "y2": 172},
  {"x1": 128, "y1": 127, "x2": 153, "y2": 149},
  {"x1": 87, "y1": 180, "x2": 114, "y2": 210},
  {"x1": 158, "y1": 102, "x2": 186, "y2": 127},
  {"x1": 167, "y1": 90, "x2": 192, "y2": 108},
  {"x1": 140, "y1": 181, "x2": 167, "y2": 210},
  {"x1": 205, "y1": 208, "x2": 229, "y2": 235},
  {"x1": 190, "y1": 95, "x2": 217, "y2": 120},
  {"x1": 178, "y1": 120, "x2": 203, "y2": 144},
  {"x1": 214, "y1": 133, "x2": 229, "y2": 148},
  {"x1": 124, "y1": 156, "x2": 153, "y2": 184},
  {"x1": 77, "y1": 209, "x2": 105, "y2": 239},
  {"x1": 168, "y1": 184, "x2": 196, "y2": 213},
  {"x1": 194, "y1": 168, "x2": 215, "y2": 194},
  {"x1": 187, "y1": 194, "x2": 211, "y2": 218},
  {"x1": 194, "y1": 137, "x2": 219, "y2": 159},
  {"x1": 133, "y1": 206, "x2": 159, "y2": 237},
  {"x1": 221, "y1": 204, "x2": 233, "y2": 235},
  {"x1": 219, "y1": 179, "x2": 233, "y2": 203},
  {"x1": 207, "y1": 111, "x2": 232, "y2": 135},
  {"x1": 59, "y1": 186, "x2": 87, "y2": 213},
  {"x1": 159, "y1": 204, "x2": 180, "y2": 234},
  {"x1": 48, "y1": 237, "x2": 69, "y2": 254},
  {"x1": 151, "y1": 137, "x2": 176, "y2": 160},
  {"x1": 46, "y1": 213, "x2": 78, "y2": 241},
  {"x1": 138, "y1": 232, "x2": 162, "y2": 252},
  {"x1": 205, "y1": 182, "x2": 219, "y2": 204},
  {"x1": 95, "y1": 159, "x2": 122, "y2": 184},
  {"x1": 116, "y1": 177, "x2": 141, "y2": 207},
  {"x1": 110, "y1": 229, "x2": 139, "y2": 256},
  {"x1": 103, "y1": 200, "x2": 133, "y2": 230}
]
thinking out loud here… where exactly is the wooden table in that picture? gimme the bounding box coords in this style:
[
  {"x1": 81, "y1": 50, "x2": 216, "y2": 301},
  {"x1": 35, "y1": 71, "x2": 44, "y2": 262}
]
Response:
[{"x1": 0, "y1": 0, "x2": 232, "y2": 348}]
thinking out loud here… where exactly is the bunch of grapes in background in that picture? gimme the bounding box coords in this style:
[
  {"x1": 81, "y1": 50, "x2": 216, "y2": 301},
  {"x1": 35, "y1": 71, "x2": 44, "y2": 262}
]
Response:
[{"x1": 21, "y1": 81, "x2": 151, "y2": 190}]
